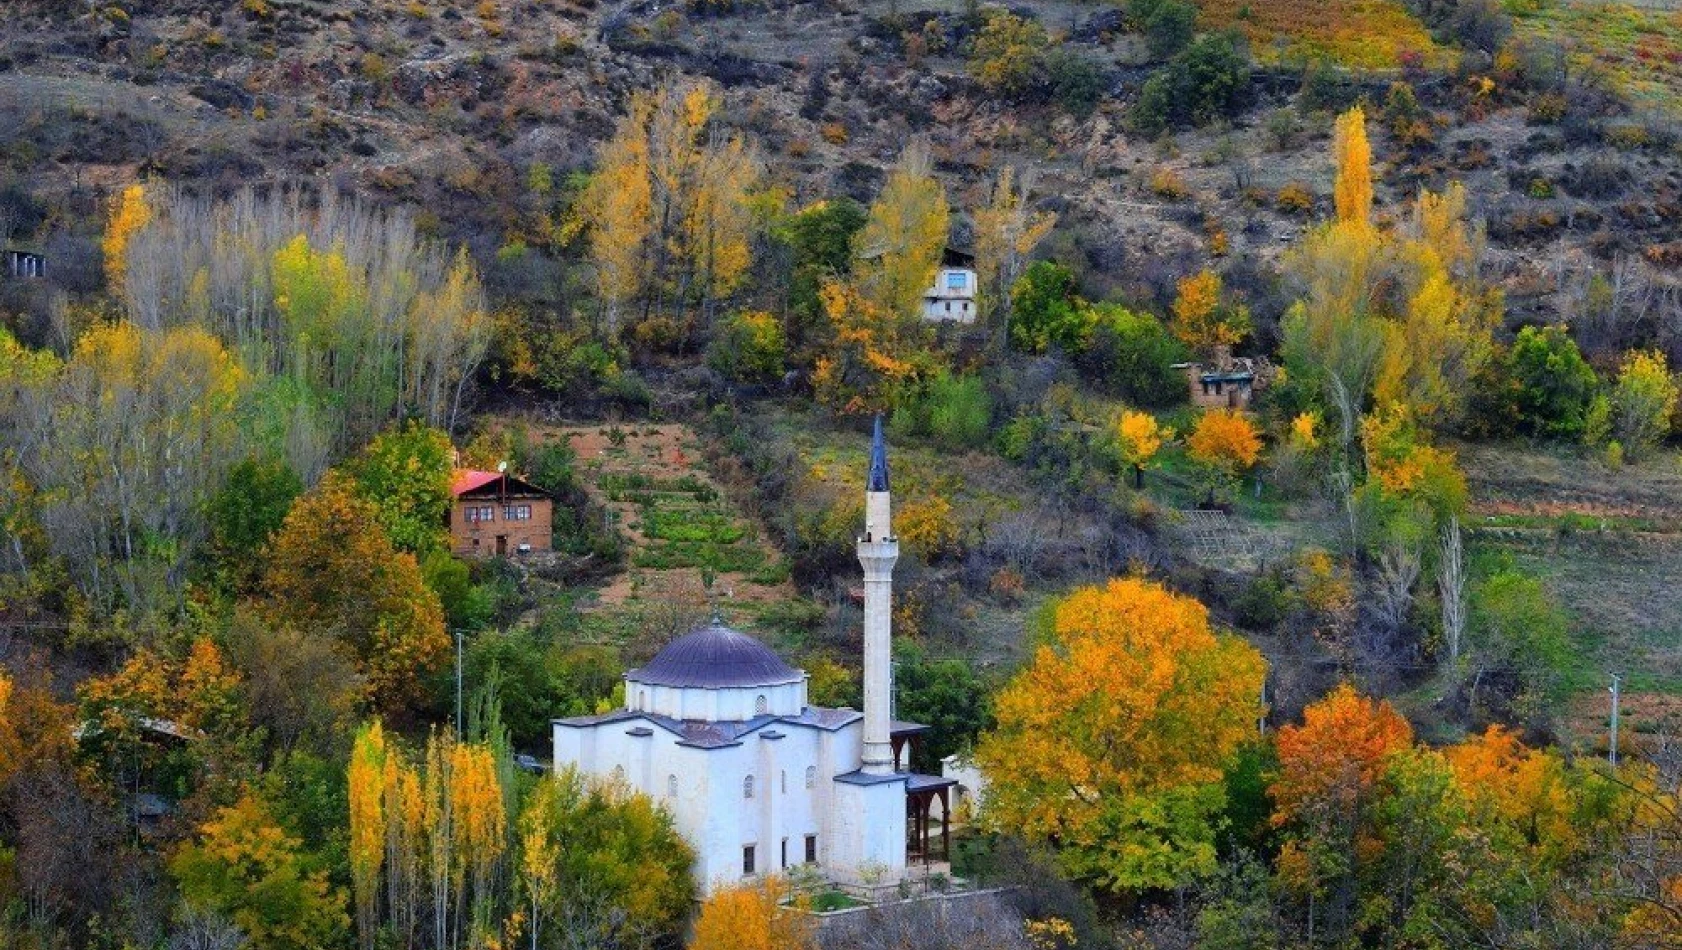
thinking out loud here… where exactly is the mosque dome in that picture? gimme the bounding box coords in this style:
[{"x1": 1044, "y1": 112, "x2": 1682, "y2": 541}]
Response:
[{"x1": 627, "y1": 622, "x2": 802, "y2": 690}]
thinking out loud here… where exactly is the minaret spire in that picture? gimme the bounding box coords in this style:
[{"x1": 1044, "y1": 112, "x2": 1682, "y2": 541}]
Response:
[
  {"x1": 867, "y1": 415, "x2": 890, "y2": 494},
  {"x1": 858, "y1": 415, "x2": 898, "y2": 774}
]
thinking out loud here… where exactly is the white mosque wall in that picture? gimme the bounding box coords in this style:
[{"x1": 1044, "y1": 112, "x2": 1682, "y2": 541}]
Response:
[
  {"x1": 625, "y1": 679, "x2": 807, "y2": 721},
  {"x1": 553, "y1": 713, "x2": 872, "y2": 894}
]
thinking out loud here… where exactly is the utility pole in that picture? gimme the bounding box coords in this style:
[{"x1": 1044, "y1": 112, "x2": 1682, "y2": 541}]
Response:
[
  {"x1": 456, "y1": 629, "x2": 466, "y2": 736},
  {"x1": 1608, "y1": 673, "x2": 1622, "y2": 768}
]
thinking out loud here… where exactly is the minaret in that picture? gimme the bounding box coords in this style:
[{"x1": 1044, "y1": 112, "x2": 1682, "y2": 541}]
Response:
[{"x1": 858, "y1": 416, "x2": 898, "y2": 775}]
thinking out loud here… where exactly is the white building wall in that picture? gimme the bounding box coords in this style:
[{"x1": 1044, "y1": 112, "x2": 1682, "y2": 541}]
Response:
[
  {"x1": 922, "y1": 268, "x2": 978, "y2": 323},
  {"x1": 627, "y1": 680, "x2": 807, "y2": 721},
  {"x1": 554, "y1": 715, "x2": 873, "y2": 895}
]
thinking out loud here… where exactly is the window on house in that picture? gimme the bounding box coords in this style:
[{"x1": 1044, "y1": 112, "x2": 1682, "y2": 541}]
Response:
[
  {"x1": 743, "y1": 775, "x2": 754, "y2": 799},
  {"x1": 743, "y1": 845, "x2": 756, "y2": 876},
  {"x1": 781, "y1": 770, "x2": 786, "y2": 794},
  {"x1": 944, "y1": 301, "x2": 951, "y2": 313},
  {"x1": 946, "y1": 271, "x2": 967, "y2": 290},
  {"x1": 805, "y1": 834, "x2": 817, "y2": 863},
  {"x1": 781, "y1": 838, "x2": 788, "y2": 869},
  {"x1": 754, "y1": 694, "x2": 768, "y2": 715},
  {"x1": 804, "y1": 766, "x2": 816, "y2": 788},
  {"x1": 667, "y1": 774, "x2": 677, "y2": 797}
]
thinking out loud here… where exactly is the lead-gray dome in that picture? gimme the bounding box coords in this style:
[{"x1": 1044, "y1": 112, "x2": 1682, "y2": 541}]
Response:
[{"x1": 627, "y1": 623, "x2": 801, "y2": 689}]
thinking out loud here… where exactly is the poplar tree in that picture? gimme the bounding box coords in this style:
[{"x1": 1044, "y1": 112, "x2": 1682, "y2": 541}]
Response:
[
  {"x1": 973, "y1": 165, "x2": 1056, "y2": 326},
  {"x1": 853, "y1": 139, "x2": 950, "y2": 319}
]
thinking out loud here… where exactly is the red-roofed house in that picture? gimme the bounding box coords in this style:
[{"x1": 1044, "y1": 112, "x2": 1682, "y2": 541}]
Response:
[{"x1": 449, "y1": 470, "x2": 553, "y2": 557}]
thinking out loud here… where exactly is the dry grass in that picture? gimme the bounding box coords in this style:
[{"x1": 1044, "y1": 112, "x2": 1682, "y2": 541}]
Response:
[
  {"x1": 1198, "y1": 0, "x2": 1443, "y2": 68},
  {"x1": 1457, "y1": 441, "x2": 1682, "y2": 697},
  {"x1": 1508, "y1": 0, "x2": 1682, "y2": 115}
]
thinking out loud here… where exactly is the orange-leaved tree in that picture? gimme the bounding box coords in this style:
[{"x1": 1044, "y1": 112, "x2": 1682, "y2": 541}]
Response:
[
  {"x1": 261, "y1": 472, "x2": 447, "y2": 711},
  {"x1": 690, "y1": 876, "x2": 814, "y2": 950},
  {"x1": 810, "y1": 278, "x2": 936, "y2": 414},
  {"x1": 1271, "y1": 684, "x2": 1413, "y2": 931},
  {"x1": 1171, "y1": 269, "x2": 1250, "y2": 356},
  {"x1": 976, "y1": 577, "x2": 1266, "y2": 891},
  {"x1": 1188, "y1": 408, "x2": 1263, "y2": 503}
]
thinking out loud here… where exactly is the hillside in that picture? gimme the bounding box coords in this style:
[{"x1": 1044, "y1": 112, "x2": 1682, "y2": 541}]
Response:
[
  {"x1": 6, "y1": 0, "x2": 1682, "y2": 946},
  {"x1": 4, "y1": 0, "x2": 1679, "y2": 322}
]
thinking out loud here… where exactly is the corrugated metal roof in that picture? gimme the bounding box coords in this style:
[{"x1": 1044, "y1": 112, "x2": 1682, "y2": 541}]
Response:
[{"x1": 452, "y1": 469, "x2": 504, "y2": 495}]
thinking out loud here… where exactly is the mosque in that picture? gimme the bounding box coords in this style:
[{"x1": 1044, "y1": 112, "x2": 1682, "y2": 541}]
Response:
[{"x1": 552, "y1": 420, "x2": 955, "y2": 896}]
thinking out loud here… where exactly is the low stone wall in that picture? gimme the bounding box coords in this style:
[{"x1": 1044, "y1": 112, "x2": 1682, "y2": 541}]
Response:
[{"x1": 809, "y1": 887, "x2": 1018, "y2": 940}]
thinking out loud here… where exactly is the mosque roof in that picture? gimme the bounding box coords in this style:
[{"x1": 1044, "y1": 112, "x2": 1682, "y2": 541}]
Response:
[{"x1": 625, "y1": 622, "x2": 804, "y2": 689}]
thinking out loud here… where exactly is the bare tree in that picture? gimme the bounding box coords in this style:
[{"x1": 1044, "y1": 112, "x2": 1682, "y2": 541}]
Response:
[
  {"x1": 118, "y1": 185, "x2": 490, "y2": 452},
  {"x1": 1438, "y1": 516, "x2": 1467, "y2": 666},
  {"x1": 168, "y1": 909, "x2": 248, "y2": 950},
  {"x1": 1372, "y1": 535, "x2": 1423, "y2": 636}
]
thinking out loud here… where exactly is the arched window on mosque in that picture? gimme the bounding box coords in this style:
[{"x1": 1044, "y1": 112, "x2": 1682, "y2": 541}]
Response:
[
  {"x1": 744, "y1": 775, "x2": 755, "y2": 799},
  {"x1": 755, "y1": 694, "x2": 768, "y2": 715},
  {"x1": 667, "y1": 774, "x2": 678, "y2": 798},
  {"x1": 804, "y1": 766, "x2": 816, "y2": 788}
]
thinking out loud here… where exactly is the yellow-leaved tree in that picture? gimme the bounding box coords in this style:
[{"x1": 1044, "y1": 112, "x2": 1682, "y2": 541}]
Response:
[
  {"x1": 583, "y1": 80, "x2": 764, "y2": 332},
  {"x1": 690, "y1": 876, "x2": 814, "y2": 950},
  {"x1": 1116, "y1": 410, "x2": 1173, "y2": 488},
  {"x1": 1286, "y1": 107, "x2": 1497, "y2": 452},
  {"x1": 349, "y1": 721, "x2": 387, "y2": 950},
  {"x1": 103, "y1": 183, "x2": 153, "y2": 298},
  {"x1": 583, "y1": 92, "x2": 655, "y2": 333},
  {"x1": 852, "y1": 139, "x2": 950, "y2": 319},
  {"x1": 976, "y1": 577, "x2": 1266, "y2": 891},
  {"x1": 973, "y1": 165, "x2": 1057, "y2": 326},
  {"x1": 1333, "y1": 106, "x2": 1372, "y2": 226},
  {"x1": 1171, "y1": 270, "x2": 1250, "y2": 357}
]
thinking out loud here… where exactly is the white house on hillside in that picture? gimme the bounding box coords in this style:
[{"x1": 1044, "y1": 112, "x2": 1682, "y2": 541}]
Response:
[
  {"x1": 921, "y1": 250, "x2": 977, "y2": 324},
  {"x1": 552, "y1": 420, "x2": 955, "y2": 897}
]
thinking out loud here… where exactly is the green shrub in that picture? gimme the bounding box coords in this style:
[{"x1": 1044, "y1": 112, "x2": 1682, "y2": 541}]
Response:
[
  {"x1": 707, "y1": 310, "x2": 786, "y2": 384},
  {"x1": 1129, "y1": 0, "x2": 1197, "y2": 60},
  {"x1": 1009, "y1": 260, "x2": 1091, "y2": 354},
  {"x1": 891, "y1": 372, "x2": 994, "y2": 452},
  {"x1": 1131, "y1": 33, "x2": 1251, "y2": 133},
  {"x1": 1506, "y1": 325, "x2": 1599, "y2": 439},
  {"x1": 1074, "y1": 304, "x2": 1188, "y2": 407},
  {"x1": 1045, "y1": 48, "x2": 1105, "y2": 117}
]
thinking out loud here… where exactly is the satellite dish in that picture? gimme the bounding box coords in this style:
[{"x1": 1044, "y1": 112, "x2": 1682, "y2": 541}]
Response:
[{"x1": 497, "y1": 461, "x2": 508, "y2": 473}]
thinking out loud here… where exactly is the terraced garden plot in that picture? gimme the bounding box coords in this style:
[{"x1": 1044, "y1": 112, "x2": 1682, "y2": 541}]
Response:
[{"x1": 557, "y1": 424, "x2": 794, "y2": 612}]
